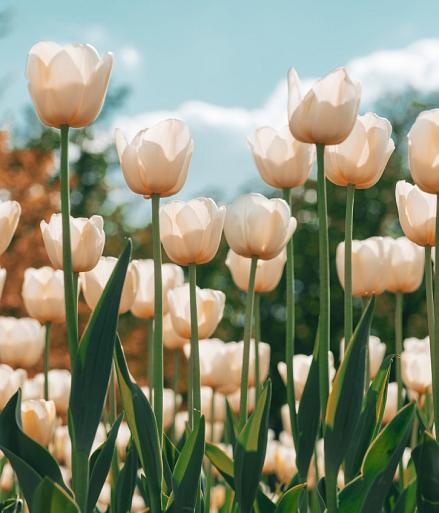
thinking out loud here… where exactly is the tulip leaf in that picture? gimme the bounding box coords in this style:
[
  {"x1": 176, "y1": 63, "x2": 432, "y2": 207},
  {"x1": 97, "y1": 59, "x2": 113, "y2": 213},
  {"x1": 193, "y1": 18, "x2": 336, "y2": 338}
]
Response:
[
  {"x1": 205, "y1": 442, "x2": 235, "y2": 489},
  {"x1": 225, "y1": 399, "x2": 238, "y2": 448},
  {"x1": 234, "y1": 380, "x2": 272, "y2": 513},
  {"x1": 115, "y1": 444, "x2": 139, "y2": 513},
  {"x1": 412, "y1": 431, "x2": 439, "y2": 512},
  {"x1": 69, "y1": 240, "x2": 131, "y2": 456},
  {"x1": 274, "y1": 483, "x2": 306, "y2": 513},
  {"x1": 86, "y1": 414, "x2": 123, "y2": 513},
  {"x1": 0, "y1": 499, "x2": 24, "y2": 513},
  {"x1": 296, "y1": 331, "x2": 320, "y2": 478},
  {"x1": 0, "y1": 391, "x2": 65, "y2": 512},
  {"x1": 166, "y1": 415, "x2": 205, "y2": 513},
  {"x1": 32, "y1": 477, "x2": 80, "y2": 513},
  {"x1": 114, "y1": 336, "x2": 163, "y2": 513},
  {"x1": 338, "y1": 402, "x2": 415, "y2": 513},
  {"x1": 344, "y1": 355, "x2": 394, "y2": 481},
  {"x1": 324, "y1": 297, "x2": 375, "y2": 477},
  {"x1": 254, "y1": 489, "x2": 276, "y2": 513},
  {"x1": 391, "y1": 480, "x2": 417, "y2": 513}
]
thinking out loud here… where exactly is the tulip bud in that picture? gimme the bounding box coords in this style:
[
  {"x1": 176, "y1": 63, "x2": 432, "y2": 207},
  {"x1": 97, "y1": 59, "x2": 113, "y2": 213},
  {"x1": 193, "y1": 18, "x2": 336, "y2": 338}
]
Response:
[
  {"x1": 168, "y1": 285, "x2": 225, "y2": 340},
  {"x1": 0, "y1": 268, "x2": 6, "y2": 301},
  {"x1": 175, "y1": 411, "x2": 223, "y2": 442},
  {"x1": 263, "y1": 438, "x2": 281, "y2": 475},
  {"x1": 325, "y1": 113, "x2": 394, "y2": 188},
  {"x1": 41, "y1": 214, "x2": 105, "y2": 272},
  {"x1": 404, "y1": 336, "x2": 430, "y2": 354},
  {"x1": 23, "y1": 369, "x2": 71, "y2": 415},
  {"x1": 382, "y1": 382, "x2": 405, "y2": 424},
  {"x1": 115, "y1": 119, "x2": 193, "y2": 198},
  {"x1": 401, "y1": 348, "x2": 432, "y2": 396},
  {"x1": 395, "y1": 181, "x2": 436, "y2": 247},
  {"x1": 224, "y1": 193, "x2": 296, "y2": 260},
  {"x1": 116, "y1": 421, "x2": 131, "y2": 460},
  {"x1": 278, "y1": 352, "x2": 335, "y2": 401},
  {"x1": 130, "y1": 261, "x2": 184, "y2": 319},
  {"x1": 0, "y1": 364, "x2": 24, "y2": 409},
  {"x1": 163, "y1": 313, "x2": 188, "y2": 350},
  {"x1": 160, "y1": 198, "x2": 226, "y2": 265},
  {"x1": 336, "y1": 236, "x2": 390, "y2": 297},
  {"x1": 408, "y1": 109, "x2": 439, "y2": 194},
  {"x1": 225, "y1": 248, "x2": 286, "y2": 293},
  {"x1": 0, "y1": 200, "x2": 21, "y2": 256},
  {"x1": 26, "y1": 42, "x2": 113, "y2": 128},
  {"x1": 21, "y1": 399, "x2": 56, "y2": 446},
  {"x1": 386, "y1": 237, "x2": 425, "y2": 293},
  {"x1": 80, "y1": 256, "x2": 138, "y2": 314},
  {"x1": 248, "y1": 126, "x2": 314, "y2": 189},
  {"x1": 368, "y1": 336, "x2": 386, "y2": 379},
  {"x1": 0, "y1": 463, "x2": 14, "y2": 493},
  {"x1": 22, "y1": 267, "x2": 66, "y2": 324},
  {"x1": 230, "y1": 340, "x2": 271, "y2": 388},
  {"x1": 275, "y1": 443, "x2": 298, "y2": 484},
  {"x1": 226, "y1": 386, "x2": 256, "y2": 415},
  {"x1": 200, "y1": 386, "x2": 226, "y2": 423},
  {"x1": 288, "y1": 67, "x2": 361, "y2": 145},
  {"x1": 0, "y1": 317, "x2": 45, "y2": 368}
]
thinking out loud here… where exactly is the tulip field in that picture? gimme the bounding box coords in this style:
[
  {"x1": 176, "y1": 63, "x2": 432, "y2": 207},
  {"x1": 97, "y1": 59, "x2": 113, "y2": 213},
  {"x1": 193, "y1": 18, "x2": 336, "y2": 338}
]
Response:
[{"x1": 0, "y1": 40, "x2": 439, "y2": 513}]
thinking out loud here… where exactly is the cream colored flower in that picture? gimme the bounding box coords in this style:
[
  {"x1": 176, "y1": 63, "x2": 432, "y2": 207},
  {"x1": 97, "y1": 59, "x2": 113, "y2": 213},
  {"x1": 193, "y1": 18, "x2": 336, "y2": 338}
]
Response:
[
  {"x1": 142, "y1": 387, "x2": 181, "y2": 430},
  {"x1": 249, "y1": 125, "x2": 314, "y2": 189},
  {"x1": 0, "y1": 200, "x2": 21, "y2": 256},
  {"x1": 21, "y1": 399, "x2": 56, "y2": 446},
  {"x1": 325, "y1": 113, "x2": 394, "y2": 188},
  {"x1": 226, "y1": 386, "x2": 256, "y2": 415},
  {"x1": 0, "y1": 268, "x2": 6, "y2": 301},
  {"x1": 225, "y1": 248, "x2": 286, "y2": 293},
  {"x1": 200, "y1": 386, "x2": 226, "y2": 423},
  {"x1": 41, "y1": 214, "x2": 105, "y2": 272},
  {"x1": 175, "y1": 411, "x2": 223, "y2": 442},
  {"x1": 382, "y1": 382, "x2": 405, "y2": 424},
  {"x1": 0, "y1": 364, "x2": 25, "y2": 409},
  {"x1": 0, "y1": 317, "x2": 45, "y2": 368},
  {"x1": 368, "y1": 336, "x2": 386, "y2": 379},
  {"x1": 115, "y1": 119, "x2": 193, "y2": 198},
  {"x1": 163, "y1": 313, "x2": 188, "y2": 350},
  {"x1": 224, "y1": 193, "x2": 296, "y2": 260},
  {"x1": 160, "y1": 197, "x2": 225, "y2": 265},
  {"x1": 23, "y1": 369, "x2": 71, "y2": 414},
  {"x1": 401, "y1": 347, "x2": 431, "y2": 395},
  {"x1": 288, "y1": 67, "x2": 361, "y2": 145},
  {"x1": 386, "y1": 237, "x2": 424, "y2": 293},
  {"x1": 26, "y1": 42, "x2": 113, "y2": 128}
]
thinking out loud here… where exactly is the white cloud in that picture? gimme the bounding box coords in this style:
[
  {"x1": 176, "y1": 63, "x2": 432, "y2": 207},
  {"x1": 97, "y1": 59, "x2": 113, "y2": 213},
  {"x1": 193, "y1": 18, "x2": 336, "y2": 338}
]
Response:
[{"x1": 119, "y1": 46, "x2": 142, "y2": 69}]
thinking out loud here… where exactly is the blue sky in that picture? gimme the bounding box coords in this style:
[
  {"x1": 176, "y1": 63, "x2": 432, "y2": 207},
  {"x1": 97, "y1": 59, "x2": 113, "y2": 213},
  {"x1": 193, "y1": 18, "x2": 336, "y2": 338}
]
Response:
[{"x1": 3, "y1": 1, "x2": 439, "y2": 220}]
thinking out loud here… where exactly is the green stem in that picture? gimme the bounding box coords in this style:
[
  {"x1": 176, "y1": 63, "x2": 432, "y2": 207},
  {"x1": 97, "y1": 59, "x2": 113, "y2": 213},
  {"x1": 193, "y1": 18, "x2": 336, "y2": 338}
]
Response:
[
  {"x1": 147, "y1": 318, "x2": 154, "y2": 397},
  {"x1": 344, "y1": 184, "x2": 355, "y2": 344},
  {"x1": 189, "y1": 263, "x2": 201, "y2": 428},
  {"x1": 316, "y1": 144, "x2": 330, "y2": 415},
  {"x1": 43, "y1": 322, "x2": 51, "y2": 401},
  {"x1": 325, "y1": 468, "x2": 338, "y2": 513},
  {"x1": 254, "y1": 293, "x2": 261, "y2": 402},
  {"x1": 425, "y1": 245, "x2": 437, "y2": 438},
  {"x1": 434, "y1": 196, "x2": 439, "y2": 440},
  {"x1": 205, "y1": 388, "x2": 216, "y2": 513},
  {"x1": 395, "y1": 292, "x2": 405, "y2": 489},
  {"x1": 59, "y1": 124, "x2": 78, "y2": 366},
  {"x1": 172, "y1": 350, "x2": 181, "y2": 442},
  {"x1": 282, "y1": 187, "x2": 299, "y2": 450},
  {"x1": 109, "y1": 364, "x2": 119, "y2": 509},
  {"x1": 71, "y1": 451, "x2": 89, "y2": 513},
  {"x1": 239, "y1": 256, "x2": 258, "y2": 431},
  {"x1": 151, "y1": 193, "x2": 163, "y2": 441}
]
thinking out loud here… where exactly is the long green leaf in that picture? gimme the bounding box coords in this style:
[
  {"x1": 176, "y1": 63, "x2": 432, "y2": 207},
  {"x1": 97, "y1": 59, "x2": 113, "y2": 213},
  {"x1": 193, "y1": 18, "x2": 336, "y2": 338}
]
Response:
[
  {"x1": 69, "y1": 240, "x2": 131, "y2": 456},
  {"x1": 391, "y1": 480, "x2": 417, "y2": 513},
  {"x1": 412, "y1": 431, "x2": 439, "y2": 512},
  {"x1": 32, "y1": 478, "x2": 79, "y2": 513},
  {"x1": 324, "y1": 297, "x2": 375, "y2": 476},
  {"x1": 338, "y1": 402, "x2": 415, "y2": 513},
  {"x1": 205, "y1": 443, "x2": 235, "y2": 489},
  {"x1": 344, "y1": 355, "x2": 394, "y2": 481},
  {"x1": 234, "y1": 380, "x2": 272, "y2": 513},
  {"x1": 115, "y1": 444, "x2": 139, "y2": 513},
  {"x1": 0, "y1": 392, "x2": 64, "y2": 512},
  {"x1": 274, "y1": 483, "x2": 306, "y2": 513},
  {"x1": 0, "y1": 499, "x2": 23, "y2": 513}
]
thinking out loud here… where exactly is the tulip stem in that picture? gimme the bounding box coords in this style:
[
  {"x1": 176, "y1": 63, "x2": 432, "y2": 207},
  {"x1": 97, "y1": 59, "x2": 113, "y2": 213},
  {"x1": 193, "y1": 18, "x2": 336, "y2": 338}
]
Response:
[
  {"x1": 344, "y1": 184, "x2": 355, "y2": 344},
  {"x1": 316, "y1": 144, "x2": 330, "y2": 416},
  {"x1": 151, "y1": 193, "x2": 163, "y2": 441},
  {"x1": 147, "y1": 318, "x2": 154, "y2": 397},
  {"x1": 71, "y1": 450, "x2": 89, "y2": 513},
  {"x1": 59, "y1": 124, "x2": 78, "y2": 366},
  {"x1": 426, "y1": 246, "x2": 437, "y2": 438},
  {"x1": 254, "y1": 293, "x2": 261, "y2": 402},
  {"x1": 189, "y1": 263, "x2": 201, "y2": 428},
  {"x1": 43, "y1": 322, "x2": 51, "y2": 401},
  {"x1": 282, "y1": 187, "x2": 299, "y2": 450},
  {"x1": 239, "y1": 256, "x2": 258, "y2": 431},
  {"x1": 172, "y1": 350, "x2": 181, "y2": 442},
  {"x1": 325, "y1": 469, "x2": 338, "y2": 513},
  {"x1": 109, "y1": 364, "x2": 120, "y2": 509},
  {"x1": 395, "y1": 293, "x2": 404, "y2": 409},
  {"x1": 434, "y1": 195, "x2": 439, "y2": 440},
  {"x1": 205, "y1": 389, "x2": 216, "y2": 513}
]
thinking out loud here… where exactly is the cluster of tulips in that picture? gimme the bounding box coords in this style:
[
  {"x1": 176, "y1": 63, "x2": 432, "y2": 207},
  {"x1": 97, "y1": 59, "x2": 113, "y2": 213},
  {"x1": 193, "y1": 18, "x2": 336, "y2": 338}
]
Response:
[{"x1": 0, "y1": 39, "x2": 438, "y2": 513}]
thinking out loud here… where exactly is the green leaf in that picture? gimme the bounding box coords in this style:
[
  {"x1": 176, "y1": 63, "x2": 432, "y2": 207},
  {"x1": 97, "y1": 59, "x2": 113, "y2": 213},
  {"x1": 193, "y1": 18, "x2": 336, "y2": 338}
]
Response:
[
  {"x1": 391, "y1": 480, "x2": 417, "y2": 513},
  {"x1": 344, "y1": 355, "x2": 394, "y2": 481},
  {"x1": 167, "y1": 415, "x2": 205, "y2": 513},
  {"x1": 234, "y1": 380, "x2": 272, "y2": 513},
  {"x1": 115, "y1": 444, "x2": 139, "y2": 513},
  {"x1": 412, "y1": 431, "x2": 439, "y2": 512},
  {"x1": 0, "y1": 392, "x2": 64, "y2": 512},
  {"x1": 324, "y1": 297, "x2": 375, "y2": 476},
  {"x1": 296, "y1": 331, "x2": 320, "y2": 478},
  {"x1": 0, "y1": 498, "x2": 24, "y2": 513},
  {"x1": 163, "y1": 434, "x2": 179, "y2": 496},
  {"x1": 87, "y1": 415, "x2": 123, "y2": 513},
  {"x1": 205, "y1": 442, "x2": 235, "y2": 489},
  {"x1": 274, "y1": 483, "x2": 306, "y2": 513},
  {"x1": 254, "y1": 489, "x2": 276, "y2": 513},
  {"x1": 114, "y1": 336, "x2": 162, "y2": 513},
  {"x1": 69, "y1": 240, "x2": 131, "y2": 456},
  {"x1": 32, "y1": 477, "x2": 80, "y2": 513},
  {"x1": 225, "y1": 399, "x2": 238, "y2": 448},
  {"x1": 338, "y1": 402, "x2": 415, "y2": 513}
]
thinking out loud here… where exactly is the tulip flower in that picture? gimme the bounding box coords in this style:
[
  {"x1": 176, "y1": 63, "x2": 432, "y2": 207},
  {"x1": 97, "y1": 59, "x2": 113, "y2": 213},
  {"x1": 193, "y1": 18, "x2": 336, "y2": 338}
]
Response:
[
  {"x1": 175, "y1": 411, "x2": 223, "y2": 442},
  {"x1": 163, "y1": 313, "x2": 188, "y2": 350},
  {"x1": 23, "y1": 369, "x2": 71, "y2": 415},
  {"x1": 274, "y1": 443, "x2": 298, "y2": 484},
  {"x1": 115, "y1": 119, "x2": 193, "y2": 198},
  {"x1": 336, "y1": 236, "x2": 390, "y2": 297},
  {"x1": 131, "y1": 261, "x2": 184, "y2": 319},
  {"x1": 0, "y1": 364, "x2": 24, "y2": 409},
  {"x1": 0, "y1": 317, "x2": 45, "y2": 368},
  {"x1": 288, "y1": 67, "x2": 361, "y2": 146},
  {"x1": 0, "y1": 463, "x2": 14, "y2": 493},
  {"x1": 41, "y1": 214, "x2": 105, "y2": 273},
  {"x1": 0, "y1": 200, "x2": 21, "y2": 256},
  {"x1": 386, "y1": 237, "x2": 425, "y2": 294},
  {"x1": 168, "y1": 285, "x2": 225, "y2": 340},
  {"x1": 404, "y1": 336, "x2": 430, "y2": 353},
  {"x1": 368, "y1": 336, "x2": 386, "y2": 379},
  {"x1": 325, "y1": 113, "x2": 394, "y2": 188},
  {"x1": 226, "y1": 387, "x2": 256, "y2": 415},
  {"x1": 263, "y1": 438, "x2": 281, "y2": 475},
  {"x1": 225, "y1": 248, "x2": 286, "y2": 293},
  {"x1": 382, "y1": 382, "x2": 404, "y2": 424},
  {"x1": 401, "y1": 348, "x2": 432, "y2": 396},
  {"x1": 248, "y1": 126, "x2": 314, "y2": 189},
  {"x1": 200, "y1": 386, "x2": 226, "y2": 423},
  {"x1": 160, "y1": 198, "x2": 226, "y2": 265},
  {"x1": 230, "y1": 340, "x2": 271, "y2": 388},
  {"x1": 21, "y1": 399, "x2": 56, "y2": 446},
  {"x1": 0, "y1": 268, "x2": 6, "y2": 301},
  {"x1": 80, "y1": 256, "x2": 138, "y2": 314},
  {"x1": 26, "y1": 42, "x2": 113, "y2": 129}
]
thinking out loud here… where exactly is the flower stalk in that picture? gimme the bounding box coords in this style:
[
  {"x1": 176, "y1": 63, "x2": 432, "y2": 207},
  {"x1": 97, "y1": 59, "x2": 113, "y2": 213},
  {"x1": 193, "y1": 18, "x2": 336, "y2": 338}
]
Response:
[
  {"x1": 254, "y1": 293, "x2": 261, "y2": 401},
  {"x1": 344, "y1": 184, "x2": 355, "y2": 344},
  {"x1": 189, "y1": 263, "x2": 201, "y2": 428},
  {"x1": 43, "y1": 322, "x2": 51, "y2": 401},
  {"x1": 172, "y1": 350, "x2": 181, "y2": 441},
  {"x1": 433, "y1": 196, "x2": 439, "y2": 439}
]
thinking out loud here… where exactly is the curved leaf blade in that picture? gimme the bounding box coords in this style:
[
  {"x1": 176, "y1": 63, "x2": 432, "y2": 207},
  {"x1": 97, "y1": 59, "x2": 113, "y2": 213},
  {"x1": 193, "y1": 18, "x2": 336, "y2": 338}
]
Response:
[
  {"x1": 33, "y1": 478, "x2": 79, "y2": 513},
  {"x1": 412, "y1": 431, "x2": 439, "y2": 512},
  {"x1": 274, "y1": 483, "x2": 306, "y2": 513}
]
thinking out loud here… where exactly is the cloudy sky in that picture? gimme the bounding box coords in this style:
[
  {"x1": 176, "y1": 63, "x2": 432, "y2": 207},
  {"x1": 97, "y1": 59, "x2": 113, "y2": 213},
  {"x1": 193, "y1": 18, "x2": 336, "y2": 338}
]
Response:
[{"x1": 3, "y1": 0, "x2": 439, "y2": 217}]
